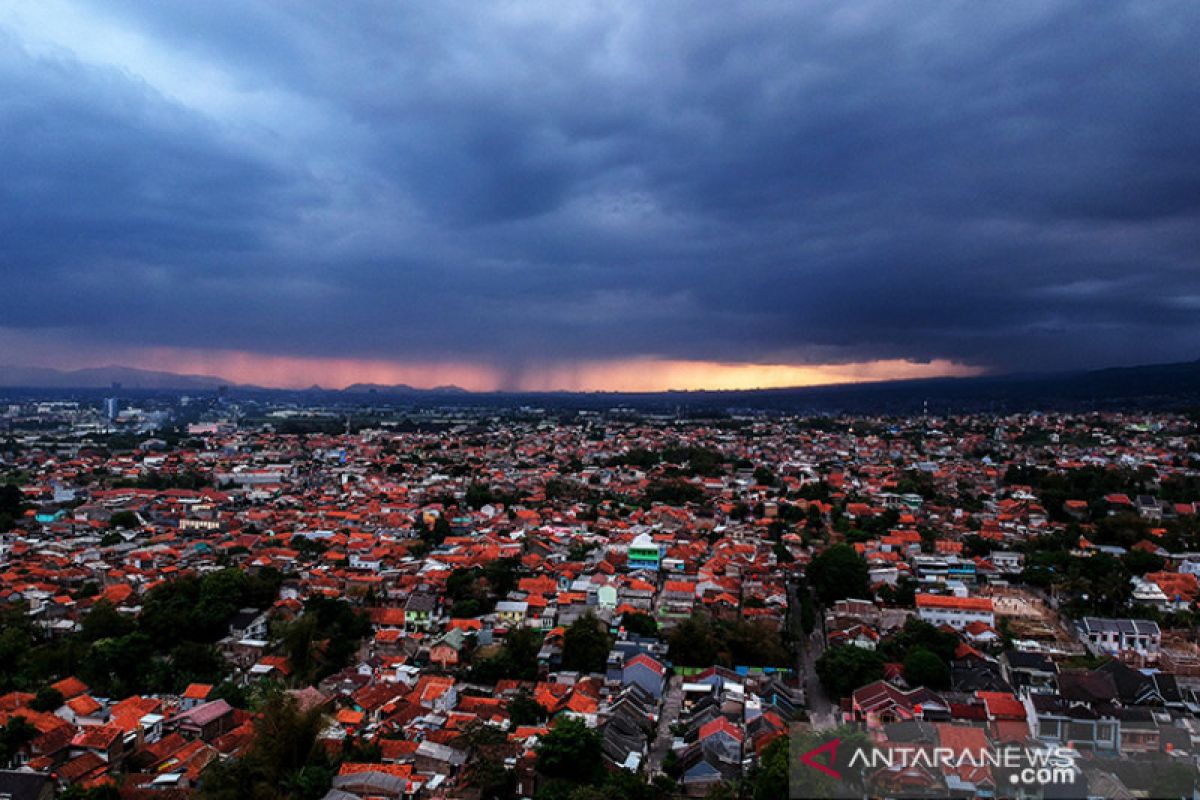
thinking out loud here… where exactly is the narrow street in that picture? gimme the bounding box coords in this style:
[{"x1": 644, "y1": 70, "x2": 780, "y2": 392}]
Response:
[
  {"x1": 801, "y1": 625, "x2": 836, "y2": 729},
  {"x1": 647, "y1": 674, "x2": 684, "y2": 775},
  {"x1": 792, "y1": 581, "x2": 837, "y2": 730}
]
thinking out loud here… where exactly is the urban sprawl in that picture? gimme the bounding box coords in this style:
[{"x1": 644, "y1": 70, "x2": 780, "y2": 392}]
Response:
[{"x1": 2, "y1": 396, "x2": 1200, "y2": 799}]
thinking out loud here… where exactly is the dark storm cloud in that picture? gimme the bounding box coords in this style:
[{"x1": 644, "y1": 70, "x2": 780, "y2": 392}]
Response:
[{"x1": 2, "y1": 0, "x2": 1199, "y2": 373}]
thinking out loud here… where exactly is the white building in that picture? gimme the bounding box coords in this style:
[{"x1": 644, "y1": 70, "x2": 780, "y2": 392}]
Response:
[{"x1": 915, "y1": 593, "x2": 995, "y2": 631}]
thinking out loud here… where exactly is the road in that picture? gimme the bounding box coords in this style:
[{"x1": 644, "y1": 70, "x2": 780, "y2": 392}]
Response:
[
  {"x1": 647, "y1": 674, "x2": 683, "y2": 775},
  {"x1": 792, "y1": 581, "x2": 837, "y2": 730},
  {"x1": 801, "y1": 625, "x2": 836, "y2": 729}
]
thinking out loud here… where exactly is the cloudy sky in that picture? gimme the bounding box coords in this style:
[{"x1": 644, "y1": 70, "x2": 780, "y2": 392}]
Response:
[{"x1": 2, "y1": 1, "x2": 1198, "y2": 390}]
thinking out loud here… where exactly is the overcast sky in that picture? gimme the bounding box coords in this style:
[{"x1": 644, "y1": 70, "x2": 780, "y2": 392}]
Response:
[{"x1": 2, "y1": 1, "x2": 1198, "y2": 390}]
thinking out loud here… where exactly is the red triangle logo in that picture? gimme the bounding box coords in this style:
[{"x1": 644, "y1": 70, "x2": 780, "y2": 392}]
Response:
[{"x1": 799, "y1": 737, "x2": 842, "y2": 779}]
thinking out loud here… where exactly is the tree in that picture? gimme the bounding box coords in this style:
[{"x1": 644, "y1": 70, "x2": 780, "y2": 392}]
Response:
[
  {"x1": 621, "y1": 612, "x2": 658, "y2": 637},
  {"x1": 30, "y1": 686, "x2": 63, "y2": 712},
  {"x1": 745, "y1": 735, "x2": 789, "y2": 800},
  {"x1": 81, "y1": 600, "x2": 135, "y2": 642},
  {"x1": 667, "y1": 614, "x2": 720, "y2": 667},
  {"x1": 535, "y1": 717, "x2": 603, "y2": 784},
  {"x1": 0, "y1": 715, "x2": 37, "y2": 768},
  {"x1": 561, "y1": 612, "x2": 612, "y2": 674},
  {"x1": 1124, "y1": 548, "x2": 1165, "y2": 576},
  {"x1": 815, "y1": 645, "x2": 885, "y2": 700},
  {"x1": 808, "y1": 544, "x2": 871, "y2": 605},
  {"x1": 903, "y1": 646, "x2": 950, "y2": 690},
  {"x1": 507, "y1": 689, "x2": 548, "y2": 726},
  {"x1": 456, "y1": 722, "x2": 517, "y2": 800},
  {"x1": 472, "y1": 626, "x2": 542, "y2": 683},
  {"x1": 199, "y1": 692, "x2": 333, "y2": 800},
  {"x1": 798, "y1": 588, "x2": 816, "y2": 635},
  {"x1": 0, "y1": 484, "x2": 25, "y2": 530},
  {"x1": 753, "y1": 467, "x2": 776, "y2": 487},
  {"x1": 108, "y1": 510, "x2": 140, "y2": 529},
  {"x1": 878, "y1": 618, "x2": 959, "y2": 664},
  {"x1": 643, "y1": 479, "x2": 704, "y2": 506}
]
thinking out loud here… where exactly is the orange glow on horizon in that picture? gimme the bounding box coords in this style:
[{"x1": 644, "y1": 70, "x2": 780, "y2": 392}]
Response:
[{"x1": 113, "y1": 347, "x2": 984, "y2": 392}]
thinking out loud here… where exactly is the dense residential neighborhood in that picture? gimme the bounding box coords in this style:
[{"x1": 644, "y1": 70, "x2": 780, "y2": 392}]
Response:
[{"x1": 2, "y1": 395, "x2": 1200, "y2": 798}]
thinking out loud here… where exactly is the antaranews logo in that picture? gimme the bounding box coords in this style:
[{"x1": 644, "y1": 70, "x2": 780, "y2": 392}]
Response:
[
  {"x1": 790, "y1": 726, "x2": 1087, "y2": 799},
  {"x1": 797, "y1": 737, "x2": 842, "y2": 780}
]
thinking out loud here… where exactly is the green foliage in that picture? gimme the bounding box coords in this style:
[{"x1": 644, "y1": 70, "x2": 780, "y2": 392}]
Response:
[
  {"x1": 902, "y1": 646, "x2": 950, "y2": 690},
  {"x1": 815, "y1": 645, "x2": 885, "y2": 700},
  {"x1": 457, "y1": 722, "x2": 517, "y2": 800},
  {"x1": 877, "y1": 618, "x2": 959, "y2": 664},
  {"x1": 745, "y1": 734, "x2": 789, "y2": 800},
  {"x1": 199, "y1": 692, "x2": 333, "y2": 800},
  {"x1": 1124, "y1": 548, "x2": 1165, "y2": 576},
  {"x1": 210, "y1": 680, "x2": 251, "y2": 710},
  {"x1": 0, "y1": 483, "x2": 25, "y2": 530},
  {"x1": 113, "y1": 471, "x2": 211, "y2": 491},
  {"x1": 1148, "y1": 760, "x2": 1197, "y2": 799},
  {"x1": 667, "y1": 613, "x2": 791, "y2": 668},
  {"x1": 471, "y1": 626, "x2": 542, "y2": 683},
  {"x1": 808, "y1": 544, "x2": 871, "y2": 605},
  {"x1": 1003, "y1": 465, "x2": 1149, "y2": 522},
  {"x1": 0, "y1": 715, "x2": 37, "y2": 768},
  {"x1": 140, "y1": 568, "x2": 282, "y2": 647},
  {"x1": 561, "y1": 612, "x2": 613, "y2": 674},
  {"x1": 798, "y1": 588, "x2": 816, "y2": 635},
  {"x1": 30, "y1": 686, "x2": 63, "y2": 712},
  {"x1": 621, "y1": 611, "x2": 658, "y2": 637},
  {"x1": 108, "y1": 510, "x2": 140, "y2": 529},
  {"x1": 535, "y1": 717, "x2": 604, "y2": 784},
  {"x1": 643, "y1": 478, "x2": 705, "y2": 506},
  {"x1": 753, "y1": 467, "x2": 777, "y2": 486},
  {"x1": 446, "y1": 558, "x2": 521, "y2": 618},
  {"x1": 80, "y1": 600, "x2": 135, "y2": 642},
  {"x1": 1060, "y1": 552, "x2": 1133, "y2": 617},
  {"x1": 280, "y1": 597, "x2": 372, "y2": 684},
  {"x1": 877, "y1": 576, "x2": 917, "y2": 607},
  {"x1": 506, "y1": 689, "x2": 548, "y2": 726}
]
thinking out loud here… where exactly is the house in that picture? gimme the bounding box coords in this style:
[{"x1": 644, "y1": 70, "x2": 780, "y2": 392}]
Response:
[
  {"x1": 495, "y1": 601, "x2": 529, "y2": 628},
  {"x1": 1076, "y1": 617, "x2": 1161, "y2": 664},
  {"x1": 69, "y1": 725, "x2": 124, "y2": 765},
  {"x1": 1000, "y1": 650, "x2": 1058, "y2": 696},
  {"x1": 405, "y1": 592, "x2": 437, "y2": 630},
  {"x1": 850, "y1": 681, "x2": 950, "y2": 728},
  {"x1": 915, "y1": 594, "x2": 994, "y2": 631},
  {"x1": 621, "y1": 653, "x2": 666, "y2": 700},
  {"x1": 172, "y1": 699, "x2": 235, "y2": 742},
  {"x1": 678, "y1": 736, "x2": 742, "y2": 795},
  {"x1": 601, "y1": 685, "x2": 656, "y2": 770},
  {"x1": 180, "y1": 683, "x2": 213, "y2": 711},
  {"x1": 627, "y1": 533, "x2": 662, "y2": 571},
  {"x1": 413, "y1": 740, "x2": 467, "y2": 775},
  {"x1": 0, "y1": 771, "x2": 54, "y2": 800},
  {"x1": 1025, "y1": 694, "x2": 1120, "y2": 755},
  {"x1": 430, "y1": 628, "x2": 467, "y2": 668},
  {"x1": 227, "y1": 608, "x2": 269, "y2": 640}
]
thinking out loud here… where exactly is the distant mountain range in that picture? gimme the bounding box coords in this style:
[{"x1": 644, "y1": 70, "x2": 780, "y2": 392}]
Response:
[
  {"x1": 0, "y1": 364, "x2": 244, "y2": 390},
  {"x1": 2, "y1": 358, "x2": 1199, "y2": 413}
]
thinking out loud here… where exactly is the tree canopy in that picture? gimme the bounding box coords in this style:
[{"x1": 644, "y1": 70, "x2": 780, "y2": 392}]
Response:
[
  {"x1": 815, "y1": 645, "x2": 885, "y2": 700},
  {"x1": 808, "y1": 544, "x2": 871, "y2": 605}
]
